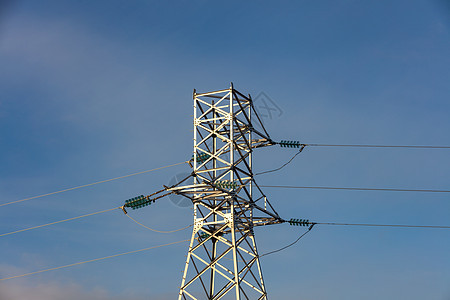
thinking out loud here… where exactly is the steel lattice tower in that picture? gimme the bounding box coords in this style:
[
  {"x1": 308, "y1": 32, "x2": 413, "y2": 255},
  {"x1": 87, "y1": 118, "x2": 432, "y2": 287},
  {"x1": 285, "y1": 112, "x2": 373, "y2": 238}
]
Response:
[{"x1": 169, "y1": 84, "x2": 283, "y2": 299}]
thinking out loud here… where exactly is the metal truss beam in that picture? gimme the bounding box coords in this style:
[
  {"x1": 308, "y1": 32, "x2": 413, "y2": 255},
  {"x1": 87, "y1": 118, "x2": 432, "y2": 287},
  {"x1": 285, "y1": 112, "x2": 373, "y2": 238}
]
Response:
[{"x1": 176, "y1": 84, "x2": 282, "y2": 299}]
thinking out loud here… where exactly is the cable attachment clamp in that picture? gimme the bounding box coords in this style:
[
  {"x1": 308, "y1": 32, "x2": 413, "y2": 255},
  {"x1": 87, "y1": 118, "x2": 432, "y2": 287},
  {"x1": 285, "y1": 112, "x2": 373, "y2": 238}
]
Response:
[{"x1": 279, "y1": 140, "x2": 303, "y2": 148}]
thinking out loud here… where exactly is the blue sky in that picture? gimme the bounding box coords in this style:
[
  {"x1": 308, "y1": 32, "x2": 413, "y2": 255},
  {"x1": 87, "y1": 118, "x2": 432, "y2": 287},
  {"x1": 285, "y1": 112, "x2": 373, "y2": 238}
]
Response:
[{"x1": 0, "y1": 0, "x2": 450, "y2": 299}]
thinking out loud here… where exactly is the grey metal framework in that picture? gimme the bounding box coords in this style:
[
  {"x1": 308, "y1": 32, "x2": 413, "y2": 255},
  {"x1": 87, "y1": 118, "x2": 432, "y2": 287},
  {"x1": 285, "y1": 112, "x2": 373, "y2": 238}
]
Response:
[{"x1": 169, "y1": 84, "x2": 283, "y2": 299}]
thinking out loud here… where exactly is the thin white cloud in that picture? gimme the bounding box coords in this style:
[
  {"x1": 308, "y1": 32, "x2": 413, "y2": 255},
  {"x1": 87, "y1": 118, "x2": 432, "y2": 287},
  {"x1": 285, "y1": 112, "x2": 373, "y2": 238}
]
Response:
[
  {"x1": 0, "y1": 276, "x2": 167, "y2": 300},
  {"x1": 1, "y1": 281, "x2": 108, "y2": 300}
]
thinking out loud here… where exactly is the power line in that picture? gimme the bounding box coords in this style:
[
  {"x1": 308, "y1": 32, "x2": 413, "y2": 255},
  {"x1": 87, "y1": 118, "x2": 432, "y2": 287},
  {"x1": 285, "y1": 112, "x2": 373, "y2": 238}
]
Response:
[
  {"x1": 260, "y1": 185, "x2": 450, "y2": 193},
  {"x1": 260, "y1": 228, "x2": 312, "y2": 258},
  {"x1": 1, "y1": 184, "x2": 446, "y2": 240},
  {"x1": 0, "y1": 188, "x2": 183, "y2": 238},
  {"x1": 304, "y1": 143, "x2": 450, "y2": 149},
  {"x1": 2, "y1": 215, "x2": 447, "y2": 283},
  {"x1": 0, "y1": 239, "x2": 189, "y2": 282},
  {"x1": 0, "y1": 188, "x2": 181, "y2": 239},
  {"x1": 3, "y1": 142, "x2": 449, "y2": 209},
  {"x1": 3, "y1": 142, "x2": 448, "y2": 209},
  {"x1": 287, "y1": 218, "x2": 450, "y2": 229},
  {"x1": 0, "y1": 207, "x2": 120, "y2": 238},
  {"x1": 0, "y1": 161, "x2": 187, "y2": 208},
  {"x1": 125, "y1": 213, "x2": 193, "y2": 234},
  {"x1": 260, "y1": 219, "x2": 450, "y2": 259},
  {"x1": 255, "y1": 145, "x2": 305, "y2": 176},
  {"x1": 316, "y1": 222, "x2": 450, "y2": 229}
]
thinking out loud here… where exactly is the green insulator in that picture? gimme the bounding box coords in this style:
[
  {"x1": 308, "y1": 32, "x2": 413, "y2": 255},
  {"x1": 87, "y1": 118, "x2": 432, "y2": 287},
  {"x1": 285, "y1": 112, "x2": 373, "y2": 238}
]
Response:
[
  {"x1": 288, "y1": 218, "x2": 311, "y2": 226},
  {"x1": 124, "y1": 195, "x2": 152, "y2": 210},
  {"x1": 280, "y1": 140, "x2": 301, "y2": 148}
]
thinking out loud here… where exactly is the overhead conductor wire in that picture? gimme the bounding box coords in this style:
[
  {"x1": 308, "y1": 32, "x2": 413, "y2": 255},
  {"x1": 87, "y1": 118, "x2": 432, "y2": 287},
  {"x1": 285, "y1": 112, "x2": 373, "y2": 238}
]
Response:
[
  {"x1": 0, "y1": 207, "x2": 120, "y2": 238},
  {"x1": 255, "y1": 145, "x2": 305, "y2": 176},
  {"x1": 0, "y1": 197, "x2": 192, "y2": 238},
  {"x1": 2, "y1": 143, "x2": 449, "y2": 277},
  {"x1": 4, "y1": 142, "x2": 450, "y2": 208},
  {"x1": 258, "y1": 185, "x2": 450, "y2": 193},
  {"x1": 303, "y1": 143, "x2": 450, "y2": 149},
  {"x1": 4, "y1": 142, "x2": 450, "y2": 209},
  {"x1": 260, "y1": 228, "x2": 312, "y2": 258},
  {"x1": 0, "y1": 161, "x2": 187, "y2": 208},
  {"x1": 259, "y1": 218, "x2": 450, "y2": 258},
  {"x1": 0, "y1": 239, "x2": 189, "y2": 282},
  {"x1": 316, "y1": 222, "x2": 450, "y2": 229}
]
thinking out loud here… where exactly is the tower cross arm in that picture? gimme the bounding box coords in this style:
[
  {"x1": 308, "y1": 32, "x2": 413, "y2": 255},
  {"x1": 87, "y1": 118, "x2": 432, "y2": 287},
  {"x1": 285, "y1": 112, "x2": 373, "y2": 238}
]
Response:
[
  {"x1": 252, "y1": 217, "x2": 285, "y2": 228},
  {"x1": 250, "y1": 202, "x2": 284, "y2": 228},
  {"x1": 249, "y1": 138, "x2": 277, "y2": 149}
]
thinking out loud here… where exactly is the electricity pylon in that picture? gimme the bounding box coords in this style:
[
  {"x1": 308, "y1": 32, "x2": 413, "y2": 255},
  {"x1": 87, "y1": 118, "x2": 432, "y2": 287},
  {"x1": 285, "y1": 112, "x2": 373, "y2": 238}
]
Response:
[{"x1": 169, "y1": 84, "x2": 283, "y2": 299}]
